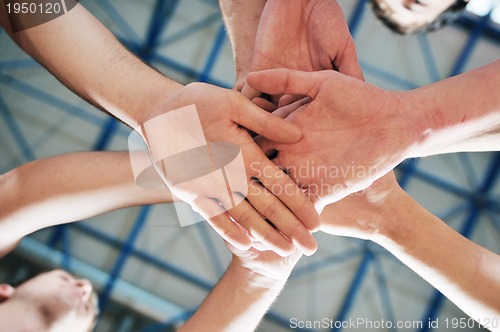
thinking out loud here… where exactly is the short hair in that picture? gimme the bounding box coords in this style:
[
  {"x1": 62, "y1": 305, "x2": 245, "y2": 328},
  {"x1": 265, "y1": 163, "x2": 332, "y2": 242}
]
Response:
[{"x1": 372, "y1": 0, "x2": 469, "y2": 35}]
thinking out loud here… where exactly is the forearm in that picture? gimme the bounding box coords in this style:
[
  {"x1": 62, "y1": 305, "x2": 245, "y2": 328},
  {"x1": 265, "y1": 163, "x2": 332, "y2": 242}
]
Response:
[
  {"x1": 0, "y1": 151, "x2": 171, "y2": 255},
  {"x1": 219, "y1": 0, "x2": 266, "y2": 88},
  {"x1": 0, "y1": 2, "x2": 182, "y2": 128},
  {"x1": 402, "y1": 60, "x2": 500, "y2": 157},
  {"x1": 368, "y1": 189, "x2": 500, "y2": 323},
  {"x1": 179, "y1": 260, "x2": 285, "y2": 332}
]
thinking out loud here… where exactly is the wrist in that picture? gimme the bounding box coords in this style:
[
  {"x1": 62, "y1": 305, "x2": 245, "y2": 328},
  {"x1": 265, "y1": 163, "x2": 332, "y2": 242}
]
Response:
[
  {"x1": 370, "y1": 184, "x2": 412, "y2": 247},
  {"x1": 392, "y1": 90, "x2": 431, "y2": 159},
  {"x1": 135, "y1": 80, "x2": 184, "y2": 127},
  {"x1": 228, "y1": 259, "x2": 287, "y2": 291}
]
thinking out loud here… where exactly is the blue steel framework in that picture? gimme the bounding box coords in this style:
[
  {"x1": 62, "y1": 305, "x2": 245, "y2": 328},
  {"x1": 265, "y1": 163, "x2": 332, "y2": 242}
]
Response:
[{"x1": 0, "y1": 0, "x2": 499, "y2": 331}]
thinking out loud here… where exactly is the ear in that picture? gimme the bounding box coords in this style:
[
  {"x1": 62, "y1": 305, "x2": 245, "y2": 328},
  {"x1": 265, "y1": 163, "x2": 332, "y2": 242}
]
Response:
[{"x1": 0, "y1": 284, "x2": 15, "y2": 303}]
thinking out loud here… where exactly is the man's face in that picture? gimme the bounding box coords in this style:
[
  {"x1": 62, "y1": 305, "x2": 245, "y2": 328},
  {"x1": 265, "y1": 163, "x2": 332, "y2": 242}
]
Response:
[
  {"x1": 373, "y1": 0, "x2": 460, "y2": 33},
  {"x1": 6, "y1": 270, "x2": 97, "y2": 331}
]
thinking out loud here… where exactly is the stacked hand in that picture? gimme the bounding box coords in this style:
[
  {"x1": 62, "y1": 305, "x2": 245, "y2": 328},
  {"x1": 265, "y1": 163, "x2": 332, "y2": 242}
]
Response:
[
  {"x1": 140, "y1": 82, "x2": 320, "y2": 256},
  {"x1": 248, "y1": 69, "x2": 416, "y2": 210},
  {"x1": 239, "y1": 0, "x2": 363, "y2": 100},
  {"x1": 227, "y1": 240, "x2": 302, "y2": 288}
]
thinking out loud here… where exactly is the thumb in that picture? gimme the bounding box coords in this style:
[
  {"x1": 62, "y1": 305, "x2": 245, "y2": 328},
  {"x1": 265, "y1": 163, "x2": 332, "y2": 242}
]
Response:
[
  {"x1": 335, "y1": 40, "x2": 365, "y2": 81},
  {"x1": 234, "y1": 98, "x2": 302, "y2": 144},
  {"x1": 241, "y1": 82, "x2": 262, "y2": 100},
  {"x1": 254, "y1": 135, "x2": 279, "y2": 158},
  {"x1": 247, "y1": 69, "x2": 325, "y2": 98}
]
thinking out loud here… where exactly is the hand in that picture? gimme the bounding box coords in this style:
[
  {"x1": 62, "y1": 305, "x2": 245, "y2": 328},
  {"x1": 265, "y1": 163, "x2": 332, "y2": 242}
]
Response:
[
  {"x1": 139, "y1": 82, "x2": 320, "y2": 256},
  {"x1": 248, "y1": 69, "x2": 416, "y2": 209},
  {"x1": 227, "y1": 240, "x2": 303, "y2": 288},
  {"x1": 240, "y1": 0, "x2": 363, "y2": 100}
]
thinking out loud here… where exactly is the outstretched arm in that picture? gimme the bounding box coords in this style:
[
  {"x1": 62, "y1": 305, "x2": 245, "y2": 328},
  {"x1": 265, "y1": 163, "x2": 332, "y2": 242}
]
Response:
[
  {"x1": 219, "y1": 0, "x2": 267, "y2": 90},
  {"x1": 180, "y1": 244, "x2": 301, "y2": 332},
  {"x1": 320, "y1": 174, "x2": 500, "y2": 326},
  {"x1": 0, "y1": 1, "x2": 181, "y2": 128},
  {"x1": 0, "y1": 1, "x2": 320, "y2": 255},
  {"x1": 402, "y1": 59, "x2": 500, "y2": 156},
  {"x1": 0, "y1": 151, "x2": 171, "y2": 256},
  {"x1": 249, "y1": 61, "x2": 500, "y2": 206}
]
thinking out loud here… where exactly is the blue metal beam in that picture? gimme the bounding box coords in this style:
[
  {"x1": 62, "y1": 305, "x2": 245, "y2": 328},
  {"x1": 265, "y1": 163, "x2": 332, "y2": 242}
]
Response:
[
  {"x1": 72, "y1": 222, "x2": 214, "y2": 290},
  {"x1": 94, "y1": 0, "x2": 142, "y2": 44},
  {"x1": 397, "y1": 163, "x2": 472, "y2": 200},
  {"x1": 140, "y1": 0, "x2": 180, "y2": 62},
  {"x1": 418, "y1": 34, "x2": 440, "y2": 83},
  {"x1": 16, "y1": 237, "x2": 186, "y2": 320},
  {"x1": 0, "y1": 59, "x2": 39, "y2": 71},
  {"x1": 360, "y1": 61, "x2": 418, "y2": 90},
  {"x1": 0, "y1": 73, "x2": 105, "y2": 127},
  {"x1": 397, "y1": 158, "x2": 419, "y2": 189},
  {"x1": 195, "y1": 225, "x2": 225, "y2": 277},
  {"x1": 449, "y1": 12, "x2": 491, "y2": 77},
  {"x1": 291, "y1": 247, "x2": 363, "y2": 280},
  {"x1": 332, "y1": 248, "x2": 373, "y2": 331},
  {"x1": 373, "y1": 256, "x2": 396, "y2": 332},
  {"x1": 93, "y1": 117, "x2": 119, "y2": 151},
  {"x1": 149, "y1": 52, "x2": 230, "y2": 87},
  {"x1": 99, "y1": 205, "x2": 152, "y2": 310},
  {"x1": 198, "y1": 23, "x2": 227, "y2": 83},
  {"x1": 349, "y1": 0, "x2": 368, "y2": 37},
  {"x1": 159, "y1": 13, "x2": 220, "y2": 47},
  {"x1": 0, "y1": 95, "x2": 36, "y2": 162},
  {"x1": 457, "y1": 153, "x2": 479, "y2": 188}
]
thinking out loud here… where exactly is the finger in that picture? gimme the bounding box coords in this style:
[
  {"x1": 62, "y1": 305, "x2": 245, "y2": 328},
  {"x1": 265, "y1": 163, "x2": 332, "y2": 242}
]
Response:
[
  {"x1": 254, "y1": 152, "x2": 321, "y2": 234},
  {"x1": 247, "y1": 69, "x2": 327, "y2": 98},
  {"x1": 241, "y1": 82, "x2": 262, "y2": 100},
  {"x1": 254, "y1": 136, "x2": 278, "y2": 158},
  {"x1": 194, "y1": 197, "x2": 252, "y2": 250},
  {"x1": 246, "y1": 180, "x2": 318, "y2": 256},
  {"x1": 252, "y1": 97, "x2": 277, "y2": 112},
  {"x1": 233, "y1": 96, "x2": 302, "y2": 144},
  {"x1": 273, "y1": 97, "x2": 310, "y2": 119},
  {"x1": 252, "y1": 241, "x2": 269, "y2": 252},
  {"x1": 234, "y1": 79, "x2": 245, "y2": 92},
  {"x1": 335, "y1": 39, "x2": 365, "y2": 81},
  {"x1": 278, "y1": 94, "x2": 303, "y2": 108},
  {"x1": 225, "y1": 196, "x2": 294, "y2": 257}
]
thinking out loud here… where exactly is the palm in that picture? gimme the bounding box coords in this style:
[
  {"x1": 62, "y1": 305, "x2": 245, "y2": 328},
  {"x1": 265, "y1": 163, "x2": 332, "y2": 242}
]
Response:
[
  {"x1": 252, "y1": 0, "x2": 361, "y2": 78},
  {"x1": 141, "y1": 82, "x2": 320, "y2": 255},
  {"x1": 250, "y1": 69, "x2": 412, "y2": 206}
]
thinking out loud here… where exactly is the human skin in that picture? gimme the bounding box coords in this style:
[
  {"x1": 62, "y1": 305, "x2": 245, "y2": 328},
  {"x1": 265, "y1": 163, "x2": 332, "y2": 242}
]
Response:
[
  {"x1": 248, "y1": 61, "x2": 500, "y2": 209},
  {"x1": 0, "y1": 151, "x2": 302, "y2": 332},
  {"x1": 0, "y1": 270, "x2": 95, "y2": 332},
  {"x1": 0, "y1": 1, "x2": 320, "y2": 255},
  {"x1": 180, "y1": 244, "x2": 302, "y2": 332},
  {"x1": 220, "y1": 0, "x2": 363, "y2": 101},
  {"x1": 320, "y1": 173, "x2": 500, "y2": 327},
  {"x1": 221, "y1": 0, "x2": 500, "y2": 326},
  {"x1": 372, "y1": 0, "x2": 467, "y2": 34},
  {"x1": 0, "y1": 149, "x2": 319, "y2": 257}
]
